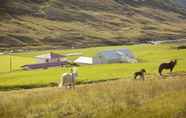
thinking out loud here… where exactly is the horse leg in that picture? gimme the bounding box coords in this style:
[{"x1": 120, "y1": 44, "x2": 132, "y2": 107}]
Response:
[
  {"x1": 58, "y1": 83, "x2": 62, "y2": 87},
  {"x1": 68, "y1": 84, "x2": 71, "y2": 89},
  {"x1": 72, "y1": 83, "x2": 75, "y2": 89},
  {"x1": 141, "y1": 75, "x2": 145, "y2": 80},
  {"x1": 58, "y1": 80, "x2": 61, "y2": 87},
  {"x1": 159, "y1": 68, "x2": 163, "y2": 76},
  {"x1": 58, "y1": 78, "x2": 63, "y2": 87},
  {"x1": 70, "y1": 78, "x2": 75, "y2": 89},
  {"x1": 134, "y1": 74, "x2": 137, "y2": 79},
  {"x1": 71, "y1": 83, "x2": 75, "y2": 89},
  {"x1": 68, "y1": 83, "x2": 72, "y2": 89},
  {"x1": 170, "y1": 67, "x2": 174, "y2": 73},
  {"x1": 159, "y1": 70, "x2": 163, "y2": 79}
]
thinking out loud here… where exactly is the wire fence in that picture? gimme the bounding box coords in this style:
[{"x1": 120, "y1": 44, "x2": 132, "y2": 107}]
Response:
[{"x1": 0, "y1": 54, "x2": 35, "y2": 73}]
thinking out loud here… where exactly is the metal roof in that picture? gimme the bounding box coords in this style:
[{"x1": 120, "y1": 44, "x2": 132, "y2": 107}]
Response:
[{"x1": 97, "y1": 48, "x2": 135, "y2": 59}]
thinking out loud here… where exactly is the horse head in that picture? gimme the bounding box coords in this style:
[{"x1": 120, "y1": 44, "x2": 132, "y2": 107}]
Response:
[
  {"x1": 174, "y1": 59, "x2": 177, "y2": 65},
  {"x1": 141, "y1": 69, "x2": 146, "y2": 73},
  {"x1": 170, "y1": 59, "x2": 177, "y2": 66}
]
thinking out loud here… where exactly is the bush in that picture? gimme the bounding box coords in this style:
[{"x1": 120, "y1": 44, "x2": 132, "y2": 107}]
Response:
[{"x1": 177, "y1": 45, "x2": 186, "y2": 50}]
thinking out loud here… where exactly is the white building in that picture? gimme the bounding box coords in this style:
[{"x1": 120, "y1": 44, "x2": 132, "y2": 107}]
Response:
[
  {"x1": 74, "y1": 56, "x2": 93, "y2": 65},
  {"x1": 35, "y1": 52, "x2": 66, "y2": 63},
  {"x1": 93, "y1": 48, "x2": 137, "y2": 64}
]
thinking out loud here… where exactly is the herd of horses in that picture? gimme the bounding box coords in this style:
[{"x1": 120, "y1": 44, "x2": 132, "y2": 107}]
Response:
[
  {"x1": 59, "y1": 60, "x2": 177, "y2": 88},
  {"x1": 134, "y1": 59, "x2": 177, "y2": 80}
]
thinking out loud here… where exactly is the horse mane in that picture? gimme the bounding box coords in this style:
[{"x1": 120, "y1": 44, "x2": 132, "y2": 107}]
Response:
[
  {"x1": 170, "y1": 60, "x2": 177, "y2": 67},
  {"x1": 173, "y1": 59, "x2": 177, "y2": 65}
]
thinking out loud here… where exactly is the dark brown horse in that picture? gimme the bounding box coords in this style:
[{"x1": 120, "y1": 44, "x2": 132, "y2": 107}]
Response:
[
  {"x1": 134, "y1": 69, "x2": 146, "y2": 80},
  {"x1": 159, "y1": 60, "x2": 177, "y2": 76}
]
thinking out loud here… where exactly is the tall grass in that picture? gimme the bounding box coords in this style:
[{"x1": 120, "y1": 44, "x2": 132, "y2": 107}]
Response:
[{"x1": 0, "y1": 72, "x2": 186, "y2": 118}]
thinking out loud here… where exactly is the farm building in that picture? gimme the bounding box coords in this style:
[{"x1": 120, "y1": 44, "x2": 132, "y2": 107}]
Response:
[
  {"x1": 36, "y1": 52, "x2": 66, "y2": 63},
  {"x1": 74, "y1": 56, "x2": 93, "y2": 64},
  {"x1": 93, "y1": 48, "x2": 137, "y2": 64},
  {"x1": 22, "y1": 61, "x2": 69, "y2": 70},
  {"x1": 22, "y1": 52, "x2": 69, "y2": 70}
]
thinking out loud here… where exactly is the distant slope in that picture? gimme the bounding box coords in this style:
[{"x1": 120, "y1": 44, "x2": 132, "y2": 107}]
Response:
[{"x1": 0, "y1": 0, "x2": 186, "y2": 50}]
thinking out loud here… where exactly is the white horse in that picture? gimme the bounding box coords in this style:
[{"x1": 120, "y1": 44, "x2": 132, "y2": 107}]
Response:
[{"x1": 59, "y1": 67, "x2": 78, "y2": 88}]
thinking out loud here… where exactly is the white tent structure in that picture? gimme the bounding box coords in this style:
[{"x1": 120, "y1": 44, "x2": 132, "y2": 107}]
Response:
[
  {"x1": 74, "y1": 56, "x2": 93, "y2": 64},
  {"x1": 93, "y1": 48, "x2": 137, "y2": 64}
]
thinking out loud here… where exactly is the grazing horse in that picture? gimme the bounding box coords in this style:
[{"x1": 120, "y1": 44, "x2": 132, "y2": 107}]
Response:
[
  {"x1": 59, "y1": 67, "x2": 78, "y2": 88},
  {"x1": 159, "y1": 60, "x2": 177, "y2": 76},
  {"x1": 134, "y1": 69, "x2": 146, "y2": 80}
]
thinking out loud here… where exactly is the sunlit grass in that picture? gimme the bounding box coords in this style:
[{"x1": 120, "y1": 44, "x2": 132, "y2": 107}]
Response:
[
  {"x1": 0, "y1": 44, "x2": 186, "y2": 88},
  {"x1": 0, "y1": 73, "x2": 186, "y2": 118}
]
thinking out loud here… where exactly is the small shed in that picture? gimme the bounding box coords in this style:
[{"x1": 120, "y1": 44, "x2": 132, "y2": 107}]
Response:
[
  {"x1": 93, "y1": 48, "x2": 136, "y2": 64},
  {"x1": 36, "y1": 52, "x2": 66, "y2": 63},
  {"x1": 74, "y1": 56, "x2": 93, "y2": 64}
]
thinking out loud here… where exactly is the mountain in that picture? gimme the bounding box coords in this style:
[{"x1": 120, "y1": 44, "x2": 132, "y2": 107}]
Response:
[
  {"x1": 176, "y1": 0, "x2": 186, "y2": 8},
  {"x1": 0, "y1": 0, "x2": 186, "y2": 50}
]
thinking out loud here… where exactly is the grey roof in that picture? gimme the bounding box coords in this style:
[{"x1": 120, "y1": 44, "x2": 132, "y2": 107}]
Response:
[
  {"x1": 116, "y1": 48, "x2": 134, "y2": 58},
  {"x1": 99, "y1": 51, "x2": 120, "y2": 59},
  {"x1": 97, "y1": 48, "x2": 135, "y2": 59}
]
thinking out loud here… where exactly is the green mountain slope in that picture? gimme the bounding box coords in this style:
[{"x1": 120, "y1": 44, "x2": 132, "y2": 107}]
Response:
[{"x1": 0, "y1": 0, "x2": 186, "y2": 49}]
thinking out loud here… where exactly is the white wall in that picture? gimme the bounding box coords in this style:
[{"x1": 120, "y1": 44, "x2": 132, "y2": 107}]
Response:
[{"x1": 36, "y1": 58, "x2": 47, "y2": 63}]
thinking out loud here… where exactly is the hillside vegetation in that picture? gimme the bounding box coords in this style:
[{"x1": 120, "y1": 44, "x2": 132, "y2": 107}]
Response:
[
  {"x1": 0, "y1": 73, "x2": 186, "y2": 118},
  {"x1": 0, "y1": 0, "x2": 186, "y2": 50}
]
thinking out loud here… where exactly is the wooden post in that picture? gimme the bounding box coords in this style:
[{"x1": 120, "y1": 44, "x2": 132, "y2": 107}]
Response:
[
  {"x1": 10, "y1": 54, "x2": 12, "y2": 72},
  {"x1": 9, "y1": 50, "x2": 13, "y2": 73}
]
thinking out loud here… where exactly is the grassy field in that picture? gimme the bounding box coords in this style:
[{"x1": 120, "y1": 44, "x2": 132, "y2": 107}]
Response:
[
  {"x1": 1, "y1": 1, "x2": 186, "y2": 117},
  {"x1": 0, "y1": 44, "x2": 186, "y2": 89},
  {"x1": 0, "y1": 72, "x2": 186, "y2": 118}
]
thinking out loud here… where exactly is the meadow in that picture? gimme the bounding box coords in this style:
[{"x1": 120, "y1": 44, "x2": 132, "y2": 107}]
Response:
[
  {"x1": 0, "y1": 43, "x2": 186, "y2": 117},
  {"x1": 0, "y1": 72, "x2": 186, "y2": 118},
  {"x1": 1, "y1": 1, "x2": 186, "y2": 117},
  {"x1": 0, "y1": 44, "x2": 186, "y2": 90}
]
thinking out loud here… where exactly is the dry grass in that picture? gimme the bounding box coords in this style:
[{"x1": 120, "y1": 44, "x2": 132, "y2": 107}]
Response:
[{"x1": 0, "y1": 72, "x2": 186, "y2": 118}]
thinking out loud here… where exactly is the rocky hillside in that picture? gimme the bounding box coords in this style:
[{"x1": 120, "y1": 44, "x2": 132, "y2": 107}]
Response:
[{"x1": 0, "y1": 0, "x2": 186, "y2": 50}]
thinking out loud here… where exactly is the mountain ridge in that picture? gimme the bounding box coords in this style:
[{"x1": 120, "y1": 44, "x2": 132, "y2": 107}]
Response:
[{"x1": 0, "y1": 0, "x2": 186, "y2": 50}]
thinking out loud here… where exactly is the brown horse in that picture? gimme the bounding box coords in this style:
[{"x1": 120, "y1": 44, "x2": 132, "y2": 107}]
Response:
[
  {"x1": 159, "y1": 60, "x2": 177, "y2": 76},
  {"x1": 134, "y1": 69, "x2": 146, "y2": 80}
]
